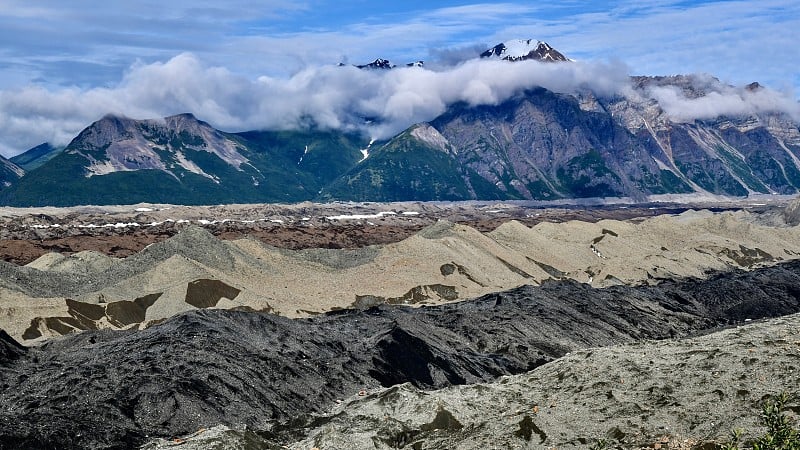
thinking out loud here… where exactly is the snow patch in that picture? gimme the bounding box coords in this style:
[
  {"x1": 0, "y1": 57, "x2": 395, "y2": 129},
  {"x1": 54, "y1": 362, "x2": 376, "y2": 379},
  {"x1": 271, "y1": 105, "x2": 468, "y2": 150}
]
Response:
[
  {"x1": 503, "y1": 40, "x2": 546, "y2": 59},
  {"x1": 360, "y1": 139, "x2": 375, "y2": 162},
  {"x1": 326, "y1": 211, "x2": 397, "y2": 220},
  {"x1": 76, "y1": 222, "x2": 141, "y2": 229},
  {"x1": 298, "y1": 145, "x2": 309, "y2": 164}
]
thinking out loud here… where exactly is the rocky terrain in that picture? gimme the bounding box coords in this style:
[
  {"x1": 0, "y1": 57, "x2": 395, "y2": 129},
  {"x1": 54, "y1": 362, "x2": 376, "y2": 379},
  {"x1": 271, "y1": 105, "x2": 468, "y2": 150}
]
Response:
[
  {"x1": 1, "y1": 198, "x2": 799, "y2": 343},
  {"x1": 1, "y1": 199, "x2": 799, "y2": 449},
  {"x1": 1, "y1": 258, "x2": 800, "y2": 449},
  {"x1": 150, "y1": 312, "x2": 800, "y2": 450}
]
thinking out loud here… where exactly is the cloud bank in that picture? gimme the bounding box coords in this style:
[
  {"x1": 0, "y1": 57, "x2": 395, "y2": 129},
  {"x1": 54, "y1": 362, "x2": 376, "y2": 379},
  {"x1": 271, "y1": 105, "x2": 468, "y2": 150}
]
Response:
[
  {"x1": 648, "y1": 82, "x2": 800, "y2": 123},
  {"x1": 0, "y1": 54, "x2": 632, "y2": 156},
  {"x1": 0, "y1": 53, "x2": 798, "y2": 158}
]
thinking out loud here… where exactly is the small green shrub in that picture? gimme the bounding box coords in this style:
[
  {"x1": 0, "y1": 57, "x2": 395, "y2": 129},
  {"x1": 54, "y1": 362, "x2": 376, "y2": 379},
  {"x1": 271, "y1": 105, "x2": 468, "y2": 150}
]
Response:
[{"x1": 720, "y1": 393, "x2": 800, "y2": 450}]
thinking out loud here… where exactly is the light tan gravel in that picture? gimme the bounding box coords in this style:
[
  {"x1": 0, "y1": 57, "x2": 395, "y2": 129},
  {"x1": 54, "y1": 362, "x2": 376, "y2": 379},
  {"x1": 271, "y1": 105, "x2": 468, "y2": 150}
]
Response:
[{"x1": 3, "y1": 208, "x2": 800, "y2": 343}]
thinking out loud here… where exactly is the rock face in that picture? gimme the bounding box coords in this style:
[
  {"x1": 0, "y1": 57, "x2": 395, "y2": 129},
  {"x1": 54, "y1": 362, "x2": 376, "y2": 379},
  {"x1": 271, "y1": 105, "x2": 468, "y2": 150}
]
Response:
[
  {"x1": 2, "y1": 260, "x2": 800, "y2": 449},
  {"x1": 427, "y1": 87, "x2": 685, "y2": 200},
  {"x1": 332, "y1": 75, "x2": 800, "y2": 201},
  {"x1": 0, "y1": 155, "x2": 23, "y2": 189},
  {"x1": 0, "y1": 117, "x2": 367, "y2": 206},
  {"x1": 77, "y1": 113, "x2": 248, "y2": 175}
]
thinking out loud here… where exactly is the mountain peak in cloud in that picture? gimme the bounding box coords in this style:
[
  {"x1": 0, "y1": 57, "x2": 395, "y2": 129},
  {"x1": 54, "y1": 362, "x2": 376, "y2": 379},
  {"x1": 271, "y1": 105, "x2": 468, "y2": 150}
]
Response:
[
  {"x1": 480, "y1": 39, "x2": 569, "y2": 62},
  {"x1": 356, "y1": 58, "x2": 396, "y2": 70}
]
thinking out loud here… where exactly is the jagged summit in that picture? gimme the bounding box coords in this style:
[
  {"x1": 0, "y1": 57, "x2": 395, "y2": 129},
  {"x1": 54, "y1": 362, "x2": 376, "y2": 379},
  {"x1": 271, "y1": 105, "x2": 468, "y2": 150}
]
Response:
[
  {"x1": 353, "y1": 59, "x2": 424, "y2": 70},
  {"x1": 746, "y1": 81, "x2": 763, "y2": 91},
  {"x1": 480, "y1": 39, "x2": 569, "y2": 62},
  {"x1": 356, "y1": 58, "x2": 396, "y2": 69}
]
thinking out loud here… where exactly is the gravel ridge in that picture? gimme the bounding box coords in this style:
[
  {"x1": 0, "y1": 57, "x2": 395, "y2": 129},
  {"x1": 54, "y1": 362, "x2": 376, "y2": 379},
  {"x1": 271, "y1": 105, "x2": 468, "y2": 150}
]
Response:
[{"x1": 2, "y1": 260, "x2": 800, "y2": 449}]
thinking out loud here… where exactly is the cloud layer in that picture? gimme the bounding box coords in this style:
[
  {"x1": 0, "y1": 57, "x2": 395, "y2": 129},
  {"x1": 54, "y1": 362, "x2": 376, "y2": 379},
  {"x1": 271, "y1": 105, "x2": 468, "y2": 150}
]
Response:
[
  {"x1": 0, "y1": 54, "x2": 633, "y2": 156},
  {"x1": 648, "y1": 82, "x2": 800, "y2": 123},
  {"x1": 1, "y1": 53, "x2": 799, "y2": 158}
]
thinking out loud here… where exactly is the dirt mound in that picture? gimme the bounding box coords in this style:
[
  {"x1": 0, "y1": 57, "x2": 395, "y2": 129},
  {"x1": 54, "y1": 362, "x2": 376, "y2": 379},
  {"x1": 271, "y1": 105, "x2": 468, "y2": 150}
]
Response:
[{"x1": 2, "y1": 261, "x2": 800, "y2": 449}]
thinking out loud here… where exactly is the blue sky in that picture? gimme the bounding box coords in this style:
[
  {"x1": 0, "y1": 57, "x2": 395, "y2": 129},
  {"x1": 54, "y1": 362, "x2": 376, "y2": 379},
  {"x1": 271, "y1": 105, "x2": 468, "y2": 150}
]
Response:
[{"x1": 0, "y1": 0, "x2": 798, "y2": 156}]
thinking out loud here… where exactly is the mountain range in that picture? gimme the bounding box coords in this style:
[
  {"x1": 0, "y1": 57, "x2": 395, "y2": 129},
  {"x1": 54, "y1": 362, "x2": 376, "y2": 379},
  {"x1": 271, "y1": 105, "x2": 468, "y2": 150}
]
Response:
[{"x1": 1, "y1": 41, "x2": 799, "y2": 206}]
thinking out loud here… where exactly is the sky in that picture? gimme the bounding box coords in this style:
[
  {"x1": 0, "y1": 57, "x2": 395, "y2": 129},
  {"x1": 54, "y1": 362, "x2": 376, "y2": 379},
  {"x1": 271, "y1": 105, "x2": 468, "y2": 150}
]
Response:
[{"x1": 0, "y1": 0, "x2": 798, "y2": 157}]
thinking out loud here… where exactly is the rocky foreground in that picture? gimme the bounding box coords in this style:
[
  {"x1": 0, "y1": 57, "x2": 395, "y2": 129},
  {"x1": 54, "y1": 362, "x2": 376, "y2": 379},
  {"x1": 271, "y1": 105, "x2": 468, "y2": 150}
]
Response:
[
  {"x1": 2, "y1": 260, "x2": 800, "y2": 449},
  {"x1": 144, "y1": 312, "x2": 800, "y2": 450}
]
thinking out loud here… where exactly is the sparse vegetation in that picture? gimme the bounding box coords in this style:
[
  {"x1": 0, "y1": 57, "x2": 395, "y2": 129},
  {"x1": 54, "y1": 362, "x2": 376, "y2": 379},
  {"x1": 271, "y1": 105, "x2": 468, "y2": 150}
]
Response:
[{"x1": 719, "y1": 393, "x2": 800, "y2": 450}]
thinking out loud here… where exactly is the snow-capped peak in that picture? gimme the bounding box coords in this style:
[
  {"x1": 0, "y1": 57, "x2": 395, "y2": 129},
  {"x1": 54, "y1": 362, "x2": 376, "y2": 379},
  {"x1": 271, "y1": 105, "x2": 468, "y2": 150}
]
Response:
[
  {"x1": 356, "y1": 58, "x2": 396, "y2": 70},
  {"x1": 353, "y1": 59, "x2": 424, "y2": 70},
  {"x1": 480, "y1": 39, "x2": 568, "y2": 62}
]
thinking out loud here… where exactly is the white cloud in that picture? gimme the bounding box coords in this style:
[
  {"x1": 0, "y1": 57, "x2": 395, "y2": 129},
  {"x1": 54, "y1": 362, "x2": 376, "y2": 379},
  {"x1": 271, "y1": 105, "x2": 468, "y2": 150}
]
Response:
[
  {"x1": 0, "y1": 54, "x2": 637, "y2": 157},
  {"x1": 649, "y1": 82, "x2": 800, "y2": 123},
  {"x1": 2, "y1": 51, "x2": 799, "y2": 158}
]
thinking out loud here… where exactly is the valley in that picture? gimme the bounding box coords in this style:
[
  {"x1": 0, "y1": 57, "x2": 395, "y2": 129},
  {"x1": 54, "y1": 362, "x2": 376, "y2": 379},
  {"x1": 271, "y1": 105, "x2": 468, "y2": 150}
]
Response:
[
  {"x1": 0, "y1": 198, "x2": 799, "y2": 449},
  {"x1": 0, "y1": 33, "x2": 798, "y2": 450}
]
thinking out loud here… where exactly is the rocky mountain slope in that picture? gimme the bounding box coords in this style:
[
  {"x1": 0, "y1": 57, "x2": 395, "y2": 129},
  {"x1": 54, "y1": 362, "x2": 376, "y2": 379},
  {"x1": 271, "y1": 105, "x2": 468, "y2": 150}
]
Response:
[
  {"x1": 8, "y1": 143, "x2": 64, "y2": 171},
  {"x1": 0, "y1": 114, "x2": 367, "y2": 206},
  {"x1": 0, "y1": 155, "x2": 23, "y2": 189},
  {"x1": 1, "y1": 208, "x2": 800, "y2": 342},
  {"x1": 2, "y1": 260, "x2": 800, "y2": 449},
  {"x1": 332, "y1": 76, "x2": 800, "y2": 202}
]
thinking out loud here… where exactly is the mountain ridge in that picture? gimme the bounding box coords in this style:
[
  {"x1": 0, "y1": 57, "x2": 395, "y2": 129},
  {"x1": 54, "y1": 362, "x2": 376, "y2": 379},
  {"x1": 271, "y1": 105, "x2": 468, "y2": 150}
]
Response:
[
  {"x1": 1, "y1": 41, "x2": 798, "y2": 206},
  {"x1": 9, "y1": 143, "x2": 64, "y2": 171}
]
